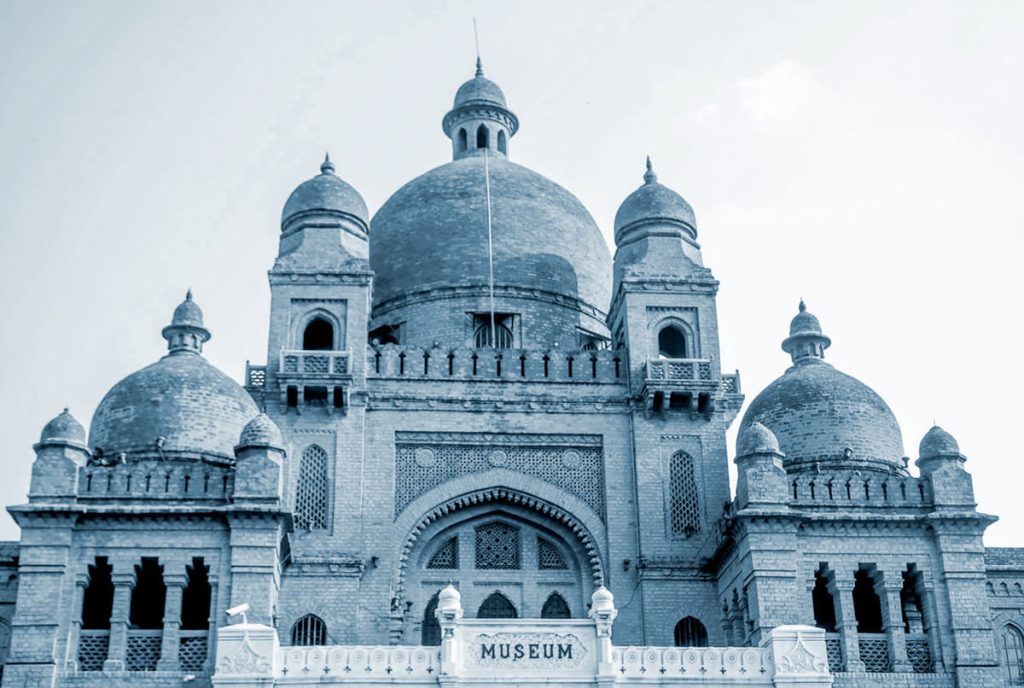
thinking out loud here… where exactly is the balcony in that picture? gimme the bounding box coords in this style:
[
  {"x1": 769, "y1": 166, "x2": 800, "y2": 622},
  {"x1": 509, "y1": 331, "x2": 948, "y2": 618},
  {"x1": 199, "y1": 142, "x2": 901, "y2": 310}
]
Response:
[
  {"x1": 640, "y1": 357, "x2": 742, "y2": 417},
  {"x1": 279, "y1": 349, "x2": 350, "y2": 379},
  {"x1": 278, "y1": 349, "x2": 351, "y2": 413}
]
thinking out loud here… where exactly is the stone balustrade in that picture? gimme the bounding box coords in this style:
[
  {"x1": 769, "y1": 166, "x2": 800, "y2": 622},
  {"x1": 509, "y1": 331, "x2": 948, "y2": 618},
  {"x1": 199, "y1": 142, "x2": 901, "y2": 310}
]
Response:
[
  {"x1": 280, "y1": 349, "x2": 350, "y2": 378},
  {"x1": 612, "y1": 645, "x2": 772, "y2": 679}
]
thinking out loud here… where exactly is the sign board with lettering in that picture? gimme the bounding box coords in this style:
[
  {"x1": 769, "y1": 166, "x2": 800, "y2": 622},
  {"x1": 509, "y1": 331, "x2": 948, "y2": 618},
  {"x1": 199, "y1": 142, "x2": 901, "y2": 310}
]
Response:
[{"x1": 459, "y1": 620, "x2": 598, "y2": 679}]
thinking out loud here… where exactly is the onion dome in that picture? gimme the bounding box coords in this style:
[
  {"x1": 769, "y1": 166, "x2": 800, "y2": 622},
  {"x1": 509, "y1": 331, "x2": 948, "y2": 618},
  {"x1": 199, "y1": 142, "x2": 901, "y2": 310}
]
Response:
[
  {"x1": 237, "y1": 413, "x2": 284, "y2": 450},
  {"x1": 281, "y1": 154, "x2": 369, "y2": 235},
  {"x1": 38, "y1": 408, "x2": 86, "y2": 446},
  {"x1": 590, "y1": 585, "x2": 615, "y2": 613},
  {"x1": 919, "y1": 426, "x2": 961, "y2": 459},
  {"x1": 736, "y1": 421, "x2": 781, "y2": 457},
  {"x1": 437, "y1": 584, "x2": 462, "y2": 611},
  {"x1": 88, "y1": 292, "x2": 258, "y2": 460},
  {"x1": 740, "y1": 302, "x2": 904, "y2": 473},
  {"x1": 614, "y1": 158, "x2": 697, "y2": 246}
]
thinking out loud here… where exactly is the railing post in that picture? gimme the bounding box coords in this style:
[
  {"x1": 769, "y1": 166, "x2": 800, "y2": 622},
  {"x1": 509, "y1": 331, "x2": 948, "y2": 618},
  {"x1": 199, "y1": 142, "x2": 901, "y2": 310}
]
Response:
[
  {"x1": 64, "y1": 573, "x2": 89, "y2": 670},
  {"x1": 157, "y1": 572, "x2": 189, "y2": 670},
  {"x1": 103, "y1": 571, "x2": 136, "y2": 671},
  {"x1": 881, "y1": 576, "x2": 910, "y2": 672},
  {"x1": 832, "y1": 576, "x2": 864, "y2": 672}
]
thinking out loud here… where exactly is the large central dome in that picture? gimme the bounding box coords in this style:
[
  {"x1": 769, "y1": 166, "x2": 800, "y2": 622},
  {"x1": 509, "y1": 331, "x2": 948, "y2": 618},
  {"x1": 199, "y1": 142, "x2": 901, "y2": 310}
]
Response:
[{"x1": 370, "y1": 155, "x2": 611, "y2": 313}]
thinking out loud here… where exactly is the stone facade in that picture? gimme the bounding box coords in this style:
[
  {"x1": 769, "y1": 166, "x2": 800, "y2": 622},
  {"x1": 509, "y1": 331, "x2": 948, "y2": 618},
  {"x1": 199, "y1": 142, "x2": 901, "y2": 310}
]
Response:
[{"x1": 0, "y1": 61, "x2": 1022, "y2": 688}]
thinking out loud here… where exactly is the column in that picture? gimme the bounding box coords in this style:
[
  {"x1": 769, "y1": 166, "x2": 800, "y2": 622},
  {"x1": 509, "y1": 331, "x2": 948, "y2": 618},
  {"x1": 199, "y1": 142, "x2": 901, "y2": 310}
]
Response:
[
  {"x1": 881, "y1": 576, "x2": 911, "y2": 672},
  {"x1": 64, "y1": 573, "x2": 89, "y2": 670},
  {"x1": 832, "y1": 574, "x2": 864, "y2": 672},
  {"x1": 921, "y1": 582, "x2": 946, "y2": 672},
  {"x1": 205, "y1": 576, "x2": 218, "y2": 673},
  {"x1": 104, "y1": 571, "x2": 136, "y2": 671},
  {"x1": 156, "y1": 572, "x2": 188, "y2": 671}
]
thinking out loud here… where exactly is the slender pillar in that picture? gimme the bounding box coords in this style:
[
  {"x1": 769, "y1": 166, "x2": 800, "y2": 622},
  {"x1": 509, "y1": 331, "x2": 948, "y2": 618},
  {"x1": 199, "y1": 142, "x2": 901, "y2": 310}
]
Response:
[
  {"x1": 103, "y1": 571, "x2": 136, "y2": 671},
  {"x1": 832, "y1": 574, "x2": 864, "y2": 672},
  {"x1": 881, "y1": 576, "x2": 911, "y2": 672},
  {"x1": 921, "y1": 582, "x2": 946, "y2": 672},
  {"x1": 64, "y1": 573, "x2": 89, "y2": 670},
  {"x1": 156, "y1": 572, "x2": 188, "y2": 670},
  {"x1": 205, "y1": 576, "x2": 218, "y2": 673}
]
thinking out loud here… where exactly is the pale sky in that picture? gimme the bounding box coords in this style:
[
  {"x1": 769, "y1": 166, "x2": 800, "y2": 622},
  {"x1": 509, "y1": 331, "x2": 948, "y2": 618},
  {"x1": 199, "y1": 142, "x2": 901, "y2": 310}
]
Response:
[{"x1": 0, "y1": 1, "x2": 1021, "y2": 543}]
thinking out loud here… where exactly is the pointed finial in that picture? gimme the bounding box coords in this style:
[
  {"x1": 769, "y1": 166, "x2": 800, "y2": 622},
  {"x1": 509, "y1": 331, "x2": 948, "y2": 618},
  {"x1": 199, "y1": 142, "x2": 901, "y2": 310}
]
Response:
[
  {"x1": 321, "y1": 152, "x2": 335, "y2": 175},
  {"x1": 186, "y1": 287, "x2": 193, "y2": 301},
  {"x1": 798, "y1": 298, "x2": 806, "y2": 313},
  {"x1": 643, "y1": 156, "x2": 658, "y2": 184},
  {"x1": 475, "y1": 56, "x2": 484, "y2": 77}
]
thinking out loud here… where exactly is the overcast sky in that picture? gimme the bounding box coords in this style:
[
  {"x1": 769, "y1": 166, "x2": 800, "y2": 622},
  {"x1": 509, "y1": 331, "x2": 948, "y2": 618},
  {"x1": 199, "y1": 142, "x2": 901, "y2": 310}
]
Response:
[{"x1": 0, "y1": 1, "x2": 1021, "y2": 543}]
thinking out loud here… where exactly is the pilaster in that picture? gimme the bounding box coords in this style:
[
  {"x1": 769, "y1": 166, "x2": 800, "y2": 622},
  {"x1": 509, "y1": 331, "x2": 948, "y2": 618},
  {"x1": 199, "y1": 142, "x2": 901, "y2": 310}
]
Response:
[
  {"x1": 103, "y1": 571, "x2": 136, "y2": 671},
  {"x1": 831, "y1": 574, "x2": 864, "y2": 672},
  {"x1": 63, "y1": 573, "x2": 89, "y2": 670},
  {"x1": 880, "y1": 575, "x2": 910, "y2": 672},
  {"x1": 156, "y1": 572, "x2": 188, "y2": 670}
]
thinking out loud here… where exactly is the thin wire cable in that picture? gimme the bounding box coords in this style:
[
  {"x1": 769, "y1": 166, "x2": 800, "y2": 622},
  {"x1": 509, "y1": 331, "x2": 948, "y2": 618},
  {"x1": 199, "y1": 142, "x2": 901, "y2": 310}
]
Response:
[{"x1": 484, "y1": 144, "x2": 497, "y2": 347}]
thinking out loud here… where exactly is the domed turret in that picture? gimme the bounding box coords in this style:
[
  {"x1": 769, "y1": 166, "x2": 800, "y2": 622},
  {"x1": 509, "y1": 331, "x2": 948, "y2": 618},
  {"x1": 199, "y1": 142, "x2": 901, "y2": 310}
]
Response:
[
  {"x1": 740, "y1": 302, "x2": 904, "y2": 474},
  {"x1": 237, "y1": 413, "x2": 284, "y2": 450},
  {"x1": 919, "y1": 426, "x2": 961, "y2": 459},
  {"x1": 281, "y1": 154, "x2": 369, "y2": 236},
  {"x1": 38, "y1": 408, "x2": 86, "y2": 446},
  {"x1": 442, "y1": 59, "x2": 519, "y2": 160},
  {"x1": 614, "y1": 157, "x2": 697, "y2": 246},
  {"x1": 89, "y1": 292, "x2": 258, "y2": 460},
  {"x1": 736, "y1": 421, "x2": 781, "y2": 457}
]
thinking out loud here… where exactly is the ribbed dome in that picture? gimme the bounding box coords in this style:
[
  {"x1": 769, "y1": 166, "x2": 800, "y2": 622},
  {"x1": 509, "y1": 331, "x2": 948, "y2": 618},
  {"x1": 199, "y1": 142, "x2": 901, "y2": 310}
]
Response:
[
  {"x1": 238, "y1": 413, "x2": 284, "y2": 450},
  {"x1": 614, "y1": 160, "x2": 696, "y2": 242},
  {"x1": 920, "y1": 426, "x2": 960, "y2": 459},
  {"x1": 89, "y1": 354, "x2": 258, "y2": 459},
  {"x1": 39, "y1": 408, "x2": 86, "y2": 446},
  {"x1": 370, "y1": 155, "x2": 612, "y2": 313},
  {"x1": 281, "y1": 156, "x2": 369, "y2": 230},
  {"x1": 740, "y1": 362, "x2": 904, "y2": 472}
]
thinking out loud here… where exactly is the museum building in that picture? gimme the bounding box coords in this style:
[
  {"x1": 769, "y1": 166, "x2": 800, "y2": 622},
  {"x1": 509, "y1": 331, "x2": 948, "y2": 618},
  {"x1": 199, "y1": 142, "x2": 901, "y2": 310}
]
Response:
[{"x1": 0, "y1": 60, "x2": 1022, "y2": 688}]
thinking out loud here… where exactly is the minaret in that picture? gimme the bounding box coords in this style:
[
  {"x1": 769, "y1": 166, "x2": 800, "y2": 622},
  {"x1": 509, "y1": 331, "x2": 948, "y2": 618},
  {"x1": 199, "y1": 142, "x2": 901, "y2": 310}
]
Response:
[{"x1": 442, "y1": 59, "x2": 519, "y2": 160}]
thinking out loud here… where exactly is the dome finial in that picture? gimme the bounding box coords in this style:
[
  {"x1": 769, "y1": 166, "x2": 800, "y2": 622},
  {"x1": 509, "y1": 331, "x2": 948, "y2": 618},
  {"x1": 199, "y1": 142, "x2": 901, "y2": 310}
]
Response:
[
  {"x1": 798, "y1": 298, "x2": 806, "y2": 313},
  {"x1": 321, "y1": 152, "x2": 335, "y2": 175},
  {"x1": 475, "y1": 56, "x2": 484, "y2": 77},
  {"x1": 644, "y1": 156, "x2": 658, "y2": 184}
]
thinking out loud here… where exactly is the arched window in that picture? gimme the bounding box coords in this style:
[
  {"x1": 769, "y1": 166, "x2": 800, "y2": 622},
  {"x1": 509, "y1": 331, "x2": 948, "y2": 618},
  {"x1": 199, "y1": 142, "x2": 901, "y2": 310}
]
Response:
[
  {"x1": 291, "y1": 614, "x2": 327, "y2": 646},
  {"x1": 295, "y1": 445, "x2": 329, "y2": 530},
  {"x1": 1003, "y1": 625, "x2": 1024, "y2": 685},
  {"x1": 457, "y1": 128, "x2": 468, "y2": 152},
  {"x1": 478, "y1": 592, "x2": 517, "y2": 619},
  {"x1": 474, "y1": 317, "x2": 513, "y2": 348},
  {"x1": 81, "y1": 557, "x2": 114, "y2": 629},
  {"x1": 537, "y1": 538, "x2": 568, "y2": 570},
  {"x1": 658, "y1": 325, "x2": 687, "y2": 358},
  {"x1": 476, "y1": 124, "x2": 489, "y2": 149},
  {"x1": 303, "y1": 317, "x2": 334, "y2": 351},
  {"x1": 541, "y1": 592, "x2": 571, "y2": 619},
  {"x1": 426, "y1": 537, "x2": 458, "y2": 569},
  {"x1": 181, "y1": 557, "x2": 211, "y2": 630},
  {"x1": 422, "y1": 594, "x2": 441, "y2": 646},
  {"x1": 497, "y1": 130, "x2": 507, "y2": 154},
  {"x1": 669, "y1": 451, "x2": 701, "y2": 536},
  {"x1": 811, "y1": 570, "x2": 837, "y2": 632},
  {"x1": 852, "y1": 569, "x2": 884, "y2": 633},
  {"x1": 475, "y1": 522, "x2": 520, "y2": 569},
  {"x1": 674, "y1": 617, "x2": 708, "y2": 647},
  {"x1": 129, "y1": 558, "x2": 166, "y2": 630}
]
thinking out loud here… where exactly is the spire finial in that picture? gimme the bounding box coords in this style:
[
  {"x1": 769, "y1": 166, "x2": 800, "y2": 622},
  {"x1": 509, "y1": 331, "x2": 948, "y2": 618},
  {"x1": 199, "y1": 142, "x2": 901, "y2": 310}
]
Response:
[
  {"x1": 475, "y1": 56, "x2": 484, "y2": 77},
  {"x1": 473, "y1": 17, "x2": 483, "y2": 77},
  {"x1": 321, "y1": 152, "x2": 335, "y2": 175},
  {"x1": 798, "y1": 298, "x2": 806, "y2": 313},
  {"x1": 643, "y1": 156, "x2": 658, "y2": 184}
]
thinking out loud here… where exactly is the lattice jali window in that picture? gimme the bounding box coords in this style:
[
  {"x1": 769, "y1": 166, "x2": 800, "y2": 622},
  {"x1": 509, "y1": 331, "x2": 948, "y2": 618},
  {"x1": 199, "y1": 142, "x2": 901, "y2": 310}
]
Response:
[
  {"x1": 905, "y1": 635, "x2": 932, "y2": 673},
  {"x1": 824, "y1": 633, "x2": 843, "y2": 672},
  {"x1": 77, "y1": 630, "x2": 109, "y2": 671},
  {"x1": 126, "y1": 630, "x2": 161, "y2": 671},
  {"x1": 537, "y1": 537, "x2": 568, "y2": 570},
  {"x1": 669, "y1": 451, "x2": 701, "y2": 536},
  {"x1": 475, "y1": 522, "x2": 520, "y2": 569},
  {"x1": 394, "y1": 434, "x2": 606, "y2": 520},
  {"x1": 305, "y1": 355, "x2": 329, "y2": 374},
  {"x1": 179, "y1": 631, "x2": 208, "y2": 672},
  {"x1": 858, "y1": 634, "x2": 890, "y2": 672},
  {"x1": 295, "y1": 445, "x2": 329, "y2": 530},
  {"x1": 427, "y1": 537, "x2": 458, "y2": 569},
  {"x1": 291, "y1": 614, "x2": 327, "y2": 646}
]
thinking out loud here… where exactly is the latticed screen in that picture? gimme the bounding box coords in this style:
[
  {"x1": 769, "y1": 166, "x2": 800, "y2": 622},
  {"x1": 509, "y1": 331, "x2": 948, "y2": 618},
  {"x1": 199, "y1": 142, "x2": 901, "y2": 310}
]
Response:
[
  {"x1": 537, "y1": 537, "x2": 568, "y2": 570},
  {"x1": 291, "y1": 614, "x2": 327, "y2": 646},
  {"x1": 669, "y1": 451, "x2": 701, "y2": 536},
  {"x1": 295, "y1": 445, "x2": 328, "y2": 530},
  {"x1": 426, "y1": 537, "x2": 459, "y2": 569},
  {"x1": 475, "y1": 522, "x2": 520, "y2": 569}
]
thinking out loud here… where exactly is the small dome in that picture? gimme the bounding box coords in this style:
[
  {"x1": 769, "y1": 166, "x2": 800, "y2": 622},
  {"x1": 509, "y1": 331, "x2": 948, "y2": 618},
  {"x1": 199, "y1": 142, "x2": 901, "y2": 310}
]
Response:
[
  {"x1": 437, "y1": 584, "x2": 461, "y2": 610},
  {"x1": 920, "y1": 426, "x2": 960, "y2": 459},
  {"x1": 39, "y1": 408, "x2": 86, "y2": 446},
  {"x1": 453, "y1": 58, "x2": 507, "y2": 109},
  {"x1": 237, "y1": 413, "x2": 284, "y2": 449},
  {"x1": 591, "y1": 585, "x2": 614, "y2": 612},
  {"x1": 789, "y1": 300, "x2": 822, "y2": 337},
  {"x1": 737, "y1": 421, "x2": 781, "y2": 457},
  {"x1": 281, "y1": 155, "x2": 369, "y2": 230},
  {"x1": 171, "y1": 289, "x2": 204, "y2": 328},
  {"x1": 614, "y1": 159, "x2": 696, "y2": 242}
]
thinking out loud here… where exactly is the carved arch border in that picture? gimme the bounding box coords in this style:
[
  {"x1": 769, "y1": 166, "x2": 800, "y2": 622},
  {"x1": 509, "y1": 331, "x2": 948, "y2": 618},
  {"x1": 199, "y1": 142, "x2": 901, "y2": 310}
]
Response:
[{"x1": 394, "y1": 485, "x2": 606, "y2": 602}]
